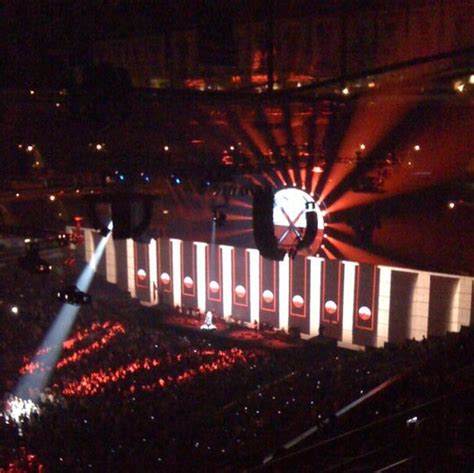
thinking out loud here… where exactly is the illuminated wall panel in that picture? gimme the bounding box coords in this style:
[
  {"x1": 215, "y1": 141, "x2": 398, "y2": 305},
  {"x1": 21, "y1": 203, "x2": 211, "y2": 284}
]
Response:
[
  {"x1": 148, "y1": 239, "x2": 158, "y2": 305},
  {"x1": 248, "y1": 249, "x2": 260, "y2": 326},
  {"x1": 309, "y1": 257, "x2": 323, "y2": 337},
  {"x1": 260, "y1": 257, "x2": 279, "y2": 327},
  {"x1": 181, "y1": 239, "x2": 197, "y2": 308},
  {"x1": 194, "y1": 242, "x2": 208, "y2": 313},
  {"x1": 231, "y1": 246, "x2": 251, "y2": 322},
  {"x1": 321, "y1": 259, "x2": 342, "y2": 340},
  {"x1": 448, "y1": 277, "x2": 473, "y2": 331},
  {"x1": 288, "y1": 255, "x2": 310, "y2": 335},
  {"x1": 92, "y1": 232, "x2": 107, "y2": 277},
  {"x1": 170, "y1": 239, "x2": 182, "y2": 308},
  {"x1": 471, "y1": 280, "x2": 474, "y2": 327},
  {"x1": 376, "y1": 266, "x2": 391, "y2": 347},
  {"x1": 279, "y1": 255, "x2": 289, "y2": 332},
  {"x1": 388, "y1": 271, "x2": 417, "y2": 344},
  {"x1": 353, "y1": 263, "x2": 378, "y2": 347},
  {"x1": 409, "y1": 272, "x2": 430, "y2": 340},
  {"x1": 341, "y1": 261, "x2": 357, "y2": 346},
  {"x1": 80, "y1": 229, "x2": 474, "y2": 350},
  {"x1": 105, "y1": 236, "x2": 117, "y2": 284},
  {"x1": 427, "y1": 276, "x2": 458, "y2": 336},
  {"x1": 221, "y1": 245, "x2": 233, "y2": 318},
  {"x1": 206, "y1": 244, "x2": 222, "y2": 315},
  {"x1": 114, "y1": 239, "x2": 129, "y2": 293},
  {"x1": 126, "y1": 239, "x2": 136, "y2": 298},
  {"x1": 157, "y1": 238, "x2": 173, "y2": 305},
  {"x1": 134, "y1": 241, "x2": 150, "y2": 302},
  {"x1": 84, "y1": 229, "x2": 95, "y2": 265}
]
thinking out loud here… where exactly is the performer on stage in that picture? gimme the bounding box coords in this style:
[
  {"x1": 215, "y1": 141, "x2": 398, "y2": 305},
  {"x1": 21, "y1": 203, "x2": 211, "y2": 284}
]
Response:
[{"x1": 200, "y1": 310, "x2": 217, "y2": 330}]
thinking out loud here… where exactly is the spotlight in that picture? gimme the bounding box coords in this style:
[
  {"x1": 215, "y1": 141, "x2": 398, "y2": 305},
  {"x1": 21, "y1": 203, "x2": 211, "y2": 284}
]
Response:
[
  {"x1": 11, "y1": 305, "x2": 19, "y2": 315},
  {"x1": 199, "y1": 178, "x2": 212, "y2": 193},
  {"x1": 170, "y1": 174, "x2": 182, "y2": 186},
  {"x1": 312, "y1": 164, "x2": 325, "y2": 173},
  {"x1": 212, "y1": 208, "x2": 227, "y2": 227}
]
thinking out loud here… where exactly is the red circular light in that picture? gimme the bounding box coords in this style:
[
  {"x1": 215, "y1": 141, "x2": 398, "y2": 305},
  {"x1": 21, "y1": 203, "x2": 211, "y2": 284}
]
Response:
[
  {"x1": 262, "y1": 290, "x2": 274, "y2": 304},
  {"x1": 160, "y1": 272, "x2": 171, "y2": 285},
  {"x1": 324, "y1": 300, "x2": 337, "y2": 314},
  {"x1": 137, "y1": 269, "x2": 147, "y2": 281},
  {"x1": 184, "y1": 276, "x2": 193, "y2": 289},
  {"x1": 292, "y1": 295, "x2": 304, "y2": 308},
  {"x1": 358, "y1": 306, "x2": 372, "y2": 321},
  {"x1": 235, "y1": 285, "x2": 246, "y2": 298},
  {"x1": 209, "y1": 280, "x2": 220, "y2": 293}
]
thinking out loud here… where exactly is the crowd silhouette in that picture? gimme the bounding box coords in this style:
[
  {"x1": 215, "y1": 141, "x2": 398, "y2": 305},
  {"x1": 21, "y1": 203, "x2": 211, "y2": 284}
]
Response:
[{"x1": 1, "y1": 262, "x2": 474, "y2": 472}]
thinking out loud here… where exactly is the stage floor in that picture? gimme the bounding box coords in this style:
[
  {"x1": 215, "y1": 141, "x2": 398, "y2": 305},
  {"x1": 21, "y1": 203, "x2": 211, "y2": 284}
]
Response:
[{"x1": 153, "y1": 310, "x2": 303, "y2": 350}]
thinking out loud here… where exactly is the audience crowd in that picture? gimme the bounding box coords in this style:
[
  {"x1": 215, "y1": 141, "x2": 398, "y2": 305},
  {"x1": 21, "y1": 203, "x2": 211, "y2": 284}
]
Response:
[{"x1": 1, "y1": 259, "x2": 474, "y2": 472}]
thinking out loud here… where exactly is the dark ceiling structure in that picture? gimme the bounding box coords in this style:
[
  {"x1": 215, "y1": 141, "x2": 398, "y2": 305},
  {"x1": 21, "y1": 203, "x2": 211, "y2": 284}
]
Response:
[{"x1": 0, "y1": 1, "x2": 473, "y2": 275}]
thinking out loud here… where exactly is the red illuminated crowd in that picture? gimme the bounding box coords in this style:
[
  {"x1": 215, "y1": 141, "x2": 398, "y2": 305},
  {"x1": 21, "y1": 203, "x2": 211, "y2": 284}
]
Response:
[{"x1": 1, "y1": 261, "x2": 474, "y2": 472}]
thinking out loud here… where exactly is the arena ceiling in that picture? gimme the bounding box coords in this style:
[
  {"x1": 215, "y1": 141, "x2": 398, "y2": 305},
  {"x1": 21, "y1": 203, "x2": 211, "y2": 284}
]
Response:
[{"x1": 1, "y1": 51, "x2": 473, "y2": 274}]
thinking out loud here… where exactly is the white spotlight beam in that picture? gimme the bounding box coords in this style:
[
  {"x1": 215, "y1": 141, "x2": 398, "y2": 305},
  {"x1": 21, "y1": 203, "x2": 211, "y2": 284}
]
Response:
[{"x1": 14, "y1": 224, "x2": 113, "y2": 403}]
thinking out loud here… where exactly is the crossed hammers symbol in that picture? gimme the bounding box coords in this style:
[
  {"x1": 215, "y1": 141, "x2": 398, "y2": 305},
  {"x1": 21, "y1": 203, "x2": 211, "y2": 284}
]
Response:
[{"x1": 277, "y1": 207, "x2": 304, "y2": 244}]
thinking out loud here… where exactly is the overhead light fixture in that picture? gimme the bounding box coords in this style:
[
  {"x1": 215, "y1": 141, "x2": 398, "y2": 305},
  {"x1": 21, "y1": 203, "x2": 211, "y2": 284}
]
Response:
[
  {"x1": 454, "y1": 81, "x2": 465, "y2": 93},
  {"x1": 212, "y1": 208, "x2": 227, "y2": 227},
  {"x1": 169, "y1": 174, "x2": 181, "y2": 186}
]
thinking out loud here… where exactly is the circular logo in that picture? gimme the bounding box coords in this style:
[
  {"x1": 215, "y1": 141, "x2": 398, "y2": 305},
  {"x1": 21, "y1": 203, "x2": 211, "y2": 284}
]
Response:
[
  {"x1": 358, "y1": 306, "x2": 372, "y2": 321},
  {"x1": 292, "y1": 295, "x2": 304, "y2": 308},
  {"x1": 160, "y1": 272, "x2": 171, "y2": 285},
  {"x1": 209, "y1": 280, "x2": 220, "y2": 293},
  {"x1": 183, "y1": 276, "x2": 194, "y2": 289},
  {"x1": 235, "y1": 285, "x2": 246, "y2": 298},
  {"x1": 137, "y1": 269, "x2": 147, "y2": 281},
  {"x1": 324, "y1": 300, "x2": 337, "y2": 315},
  {"x1": 262, "y1": 290, "x2": 274, "y2": 304},
  {"x1": 272, "y1": 187, "x2": 325, "y2": 253}
]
